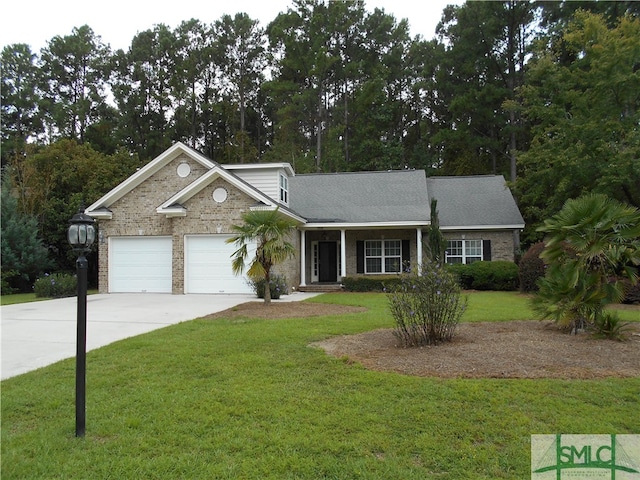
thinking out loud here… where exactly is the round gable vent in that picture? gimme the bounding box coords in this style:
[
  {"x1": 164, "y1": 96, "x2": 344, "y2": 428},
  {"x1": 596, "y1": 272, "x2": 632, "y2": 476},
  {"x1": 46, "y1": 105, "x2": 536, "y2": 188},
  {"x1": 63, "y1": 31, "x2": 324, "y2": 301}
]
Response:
[
  {"x1": 213, "y1": 187, "x2": 228, "y2": 203},
  {"x1": 177, "y1": 163, "x2": 191, "y2": 178}
]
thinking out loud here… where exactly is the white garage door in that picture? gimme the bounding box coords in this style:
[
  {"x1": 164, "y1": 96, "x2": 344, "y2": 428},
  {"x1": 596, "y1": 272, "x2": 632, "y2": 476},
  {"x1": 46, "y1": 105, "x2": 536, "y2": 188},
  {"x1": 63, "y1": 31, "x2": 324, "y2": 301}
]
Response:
[
  {"x1": 110, "y1": 237, "x2": 172, "y2": 293},
  {"x1": 185, "y1": 235, "x2": 256, "y2": 294}
]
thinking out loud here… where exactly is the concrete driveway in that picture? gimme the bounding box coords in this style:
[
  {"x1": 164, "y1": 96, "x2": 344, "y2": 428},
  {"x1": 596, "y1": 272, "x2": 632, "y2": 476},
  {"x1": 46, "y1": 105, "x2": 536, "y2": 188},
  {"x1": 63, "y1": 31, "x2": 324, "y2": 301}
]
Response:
[{"x1": 1, "y1": 292, "x2": 318, "y2": 380}]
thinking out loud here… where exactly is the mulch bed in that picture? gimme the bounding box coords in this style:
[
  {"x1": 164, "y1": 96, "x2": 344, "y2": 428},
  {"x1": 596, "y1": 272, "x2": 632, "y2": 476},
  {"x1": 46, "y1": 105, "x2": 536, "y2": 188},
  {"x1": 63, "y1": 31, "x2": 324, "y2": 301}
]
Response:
[{"x1": 205, "y1": 301, "x2": 640, "y2": 379}]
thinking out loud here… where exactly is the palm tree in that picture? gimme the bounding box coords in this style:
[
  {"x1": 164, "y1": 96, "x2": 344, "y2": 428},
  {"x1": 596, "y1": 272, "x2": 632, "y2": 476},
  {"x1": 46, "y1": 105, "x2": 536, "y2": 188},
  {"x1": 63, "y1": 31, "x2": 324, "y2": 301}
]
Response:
[
  {"x1": 533, "y1": 194, "x2": 640, "y2": 332},
  {"x1": 227, "y1": 208, "x2": 298, "y2": 304}
]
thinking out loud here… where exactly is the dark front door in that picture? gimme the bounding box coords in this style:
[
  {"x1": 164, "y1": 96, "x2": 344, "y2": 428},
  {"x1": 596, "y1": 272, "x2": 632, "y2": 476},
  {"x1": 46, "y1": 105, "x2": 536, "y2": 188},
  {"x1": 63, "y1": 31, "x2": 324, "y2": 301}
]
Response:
[{"x1": 318, "y1": 241, "x2": 337, "y2": 282}]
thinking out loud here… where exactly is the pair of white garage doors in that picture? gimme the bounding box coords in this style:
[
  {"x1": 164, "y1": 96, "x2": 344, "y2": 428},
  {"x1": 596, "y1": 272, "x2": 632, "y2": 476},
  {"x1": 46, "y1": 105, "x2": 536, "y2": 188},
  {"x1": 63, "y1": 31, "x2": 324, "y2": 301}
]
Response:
[{"x1": 109, "y1": 236, "x2": 255, "y2": 294}]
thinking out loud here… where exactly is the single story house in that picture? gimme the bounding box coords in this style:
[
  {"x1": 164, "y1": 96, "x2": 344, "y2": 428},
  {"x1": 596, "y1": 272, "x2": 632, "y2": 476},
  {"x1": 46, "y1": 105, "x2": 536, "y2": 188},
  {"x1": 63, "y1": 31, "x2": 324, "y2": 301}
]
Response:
[{"x1": 86, "y1": 142, "x2": 524, "y2": 294}]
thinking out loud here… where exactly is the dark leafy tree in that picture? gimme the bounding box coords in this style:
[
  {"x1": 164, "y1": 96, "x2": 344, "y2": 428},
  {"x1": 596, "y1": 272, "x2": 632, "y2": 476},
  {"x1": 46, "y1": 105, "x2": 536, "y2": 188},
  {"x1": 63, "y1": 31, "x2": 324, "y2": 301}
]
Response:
[
  {"x1": 7, "y1": 140, "x2": 142, "y2": 272},
  {"x1": 1, "y1": 173, "x2": 52, "y2": 292},
  {"x1": 516, "y1": 11, "x2": 640, "y2": 243},
  {"x1": 433, "y1": 1, "x2": 534, "y2": 179},
  {"x1": 1, "y1": 44, "x2": 44, "y2": 165},
  {"x1": 348, "y1": 7, "x2": 413, "y2": 172},
  {"x1": 267, "y1": 0, "x2": 336, "y2": 172},
  {"x1": 266, "y1": 0, "x2": 413, "y2": 172},
  {"x1": 214, "y1": 13, "x2": 267, "y2": 163},
  {"x1": 172, "y1": 19, "x2": 218, "y2": 153},
  {"x1": 111, "y1": 24, "x2": 177, "y2": 160},
  {"x1": 39, "y1": 25, "x2": 112, "y2": 144}
]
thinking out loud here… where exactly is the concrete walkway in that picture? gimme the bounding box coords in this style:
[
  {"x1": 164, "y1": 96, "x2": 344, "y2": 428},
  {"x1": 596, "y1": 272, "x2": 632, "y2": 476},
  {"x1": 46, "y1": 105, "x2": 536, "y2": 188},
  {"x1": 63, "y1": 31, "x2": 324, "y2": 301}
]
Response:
[{"x1": 1, "y1": 292, "x2": 319, "y2": 380}]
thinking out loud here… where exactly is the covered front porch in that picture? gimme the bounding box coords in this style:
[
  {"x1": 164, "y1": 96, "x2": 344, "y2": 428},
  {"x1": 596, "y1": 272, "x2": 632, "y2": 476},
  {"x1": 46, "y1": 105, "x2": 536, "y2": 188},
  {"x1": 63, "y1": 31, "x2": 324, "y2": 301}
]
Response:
[{"x1": 298, "y1": 224, "x2": 428, "y2": 289}]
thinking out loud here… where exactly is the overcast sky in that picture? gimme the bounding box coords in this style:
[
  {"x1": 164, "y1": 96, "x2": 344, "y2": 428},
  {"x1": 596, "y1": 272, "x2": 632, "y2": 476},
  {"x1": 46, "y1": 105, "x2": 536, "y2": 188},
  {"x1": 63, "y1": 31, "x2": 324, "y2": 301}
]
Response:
[{"x1": 2, "y1": 0, "x2": 463, "y2": 52}]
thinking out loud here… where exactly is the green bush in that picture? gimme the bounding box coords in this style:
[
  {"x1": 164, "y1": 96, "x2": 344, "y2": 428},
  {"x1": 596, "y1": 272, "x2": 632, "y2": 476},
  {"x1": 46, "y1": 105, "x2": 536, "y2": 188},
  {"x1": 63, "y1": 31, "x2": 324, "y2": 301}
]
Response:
[
  {"x1": 533, "y1": 194, "x2": 640, "y2": 333},
  {"x1": 446, "y1": 264, "x2": 474, "y2": 289},
  {"x1": 342, "y1": 275, "x2": 402, "y2": 292},
  {"x1": 591, "y1": 311, "x2": 631, "y2": 340},
  {"x1": 1, "y1": 269, "x2": 19, "y2": 295},
  {"x1": 469, "y1": 261, "x2": 519, "y2": 291},
  {"x1": 387, "y1": 262, "x2": 467, "y2": 346},
  {"x1": 518, "y1": 242, "x2": 546, "y2": 293},
  {"x1": 344, "y1": 262, "x2": 519, "y2": 293},
  {"x1": 33, "y1": 273, "x2": 77, "y2": 298},
  {"x1": 447, "y1": 261, "x2": 519, "y2": 291},
  {"x1": 249, "y1": 274, "x2": 288, "y2": 299}
]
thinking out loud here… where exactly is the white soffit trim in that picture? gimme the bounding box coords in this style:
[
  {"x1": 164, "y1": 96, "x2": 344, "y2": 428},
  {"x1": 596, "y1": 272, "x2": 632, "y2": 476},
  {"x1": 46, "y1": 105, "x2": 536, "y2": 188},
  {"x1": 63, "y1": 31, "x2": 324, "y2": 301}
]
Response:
[
  {"x1": 158, "y1": 206, "x2": 187, "y2": 218},
  {"x1": 441, "y1": 224, "x2": 525, "y2": 231},
  {"x1": 223, "y1": 162, "x2": 295, "y2": 177},
  {"x1": 86, "y1": 142, "x2": 215, "y2": 213},
  {"x1": 87, "y1": 210, "x2": 113, "y2": 220},
  {"x1": 301, "y1": 221, "x2": 430, "y2": 230}
]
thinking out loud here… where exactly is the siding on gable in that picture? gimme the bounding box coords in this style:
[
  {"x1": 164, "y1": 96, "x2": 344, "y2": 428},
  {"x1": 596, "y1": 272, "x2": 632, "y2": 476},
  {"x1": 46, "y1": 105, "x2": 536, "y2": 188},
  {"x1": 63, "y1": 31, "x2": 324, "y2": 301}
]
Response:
[{"x1": 224, "y1": 167, "x2": 289, "y2": 206}]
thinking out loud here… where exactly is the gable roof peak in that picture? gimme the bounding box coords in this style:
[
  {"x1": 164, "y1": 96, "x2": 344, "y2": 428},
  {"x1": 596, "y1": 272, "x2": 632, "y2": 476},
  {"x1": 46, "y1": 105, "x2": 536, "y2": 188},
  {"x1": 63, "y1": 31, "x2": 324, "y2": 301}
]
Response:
[{"x1": 87, "y1": 142, "x2": 216, "y2": 214}]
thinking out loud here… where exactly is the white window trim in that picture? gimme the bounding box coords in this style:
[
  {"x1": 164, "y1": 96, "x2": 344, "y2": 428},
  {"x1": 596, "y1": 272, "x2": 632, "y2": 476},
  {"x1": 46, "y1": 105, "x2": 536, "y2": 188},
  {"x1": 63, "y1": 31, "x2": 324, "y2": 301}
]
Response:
[
  {"x1": 311, "y1": 241, "x2": 319, "y2": 283},
  {"x1": 279, "y1": 174, "x2": 289, "y2": 205},
  {"x1": 365, "y1": 239, "x2": 402, "y2": 274},
  {"x1": 446, "y1": 239, "x2": 483, "y2": 265}
]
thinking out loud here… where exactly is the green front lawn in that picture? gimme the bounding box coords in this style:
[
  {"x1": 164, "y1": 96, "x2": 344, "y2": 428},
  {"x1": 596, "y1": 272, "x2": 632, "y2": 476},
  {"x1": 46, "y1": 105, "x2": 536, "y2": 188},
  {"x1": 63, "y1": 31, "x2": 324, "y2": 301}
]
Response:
[
  {"x1": 0, "y1": 290, "x2": 99, "y2": 305},
  {"x1": 2, "y1": 292, "x2": 638, "y2": 479},
  {"x1": 0, "y1": 292, "x2": 48, "y2": 305}
]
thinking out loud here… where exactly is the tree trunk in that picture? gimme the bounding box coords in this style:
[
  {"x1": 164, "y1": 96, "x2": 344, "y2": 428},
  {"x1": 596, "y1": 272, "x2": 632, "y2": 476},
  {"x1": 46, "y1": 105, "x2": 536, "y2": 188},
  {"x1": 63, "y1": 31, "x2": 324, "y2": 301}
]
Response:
[
  {"x1": 316, "y1": 86, "x2": 323, "y2": 172},
  {"x1": 263, "y1": 271, "x2": 271, "y2": 304},
  {"x1": 344, "y1": 79, "x2": 349, "y2": 165}
]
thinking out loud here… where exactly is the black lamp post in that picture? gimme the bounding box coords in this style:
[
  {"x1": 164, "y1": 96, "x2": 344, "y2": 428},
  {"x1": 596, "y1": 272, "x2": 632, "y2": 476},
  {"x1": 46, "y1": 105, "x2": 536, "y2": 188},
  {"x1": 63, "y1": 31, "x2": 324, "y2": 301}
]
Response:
[{"x1": 68, "y1": 207, "x2": 96, "y2": 438}]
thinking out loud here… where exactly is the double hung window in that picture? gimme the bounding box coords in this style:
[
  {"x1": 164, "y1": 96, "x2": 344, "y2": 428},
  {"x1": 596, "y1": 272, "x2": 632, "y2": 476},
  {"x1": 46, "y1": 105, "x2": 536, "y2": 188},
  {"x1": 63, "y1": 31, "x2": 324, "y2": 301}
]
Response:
[
  {"x1": 365, "y1": 239, "x2": 402, "y2": 273},
  {"x1": 446, "y1": 239, "x2": 483, "y2": 264},
  {"x1": 279, "y1": 174, "x2": 288, "y2": 205}
]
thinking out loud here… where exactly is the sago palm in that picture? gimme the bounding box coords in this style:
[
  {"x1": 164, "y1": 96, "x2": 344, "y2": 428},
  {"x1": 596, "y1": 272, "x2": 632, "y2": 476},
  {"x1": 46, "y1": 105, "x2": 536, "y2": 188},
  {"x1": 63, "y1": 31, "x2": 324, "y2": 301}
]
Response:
[{"x1": 227, "y1": 208, "x2": 298, "y2": 304}]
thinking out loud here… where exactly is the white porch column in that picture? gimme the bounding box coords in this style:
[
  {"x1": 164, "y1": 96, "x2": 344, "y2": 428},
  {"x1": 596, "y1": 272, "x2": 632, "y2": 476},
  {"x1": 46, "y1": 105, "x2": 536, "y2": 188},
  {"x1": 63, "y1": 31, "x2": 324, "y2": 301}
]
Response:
[
  {"x1": 340, "y1": 229, "x2": 347, "y2": 279},
  {"x1": 416, "y1": 228, "x2": 423, "y2": 276},
  {"x1": 300, "y1": 230, "x2": 307, "y2": 287}
]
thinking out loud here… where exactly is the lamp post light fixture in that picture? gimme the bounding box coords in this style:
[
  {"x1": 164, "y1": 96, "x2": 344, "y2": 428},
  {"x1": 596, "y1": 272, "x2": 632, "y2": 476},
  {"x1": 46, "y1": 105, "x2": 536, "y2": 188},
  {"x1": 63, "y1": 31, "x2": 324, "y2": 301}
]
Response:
[{"x1": 67, "y1": 207, "x2": 96, "y2": 438}]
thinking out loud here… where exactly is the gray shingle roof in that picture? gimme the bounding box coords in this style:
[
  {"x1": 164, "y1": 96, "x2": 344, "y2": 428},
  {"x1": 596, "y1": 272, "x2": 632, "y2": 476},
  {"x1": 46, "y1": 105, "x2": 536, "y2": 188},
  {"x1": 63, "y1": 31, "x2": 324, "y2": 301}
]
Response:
[
  {"x1": 426, "y1": 175, "x2": 524, "y2": 227},
  {"x1": 290, "y1": 170, "x2": 431, "y2": 223},
  {"x1": 290, "y1": 171, "x2": 524, "y2": 228}
]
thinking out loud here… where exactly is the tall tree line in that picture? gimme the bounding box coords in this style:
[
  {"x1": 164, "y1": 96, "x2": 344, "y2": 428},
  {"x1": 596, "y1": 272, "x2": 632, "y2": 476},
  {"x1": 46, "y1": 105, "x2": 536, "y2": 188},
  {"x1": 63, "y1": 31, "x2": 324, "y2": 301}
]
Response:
[
  {"x1": 2, "y1": 0, "x2": 542, "y2": 171},
  {"x1": 2, "y1": 0, "x2": 639, "y2": 270}
]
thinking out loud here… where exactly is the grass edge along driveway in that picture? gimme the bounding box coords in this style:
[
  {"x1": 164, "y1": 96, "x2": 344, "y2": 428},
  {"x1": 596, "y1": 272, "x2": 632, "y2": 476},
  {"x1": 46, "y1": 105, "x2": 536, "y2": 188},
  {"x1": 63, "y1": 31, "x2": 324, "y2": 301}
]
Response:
[{"x1": 2, "y1": 292, "x2": 639, "y2": 479}]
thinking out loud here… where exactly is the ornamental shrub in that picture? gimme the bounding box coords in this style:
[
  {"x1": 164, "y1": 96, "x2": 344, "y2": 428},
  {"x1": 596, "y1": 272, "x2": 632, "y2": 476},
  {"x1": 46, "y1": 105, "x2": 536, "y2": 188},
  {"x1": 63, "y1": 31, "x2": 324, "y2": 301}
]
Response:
[
  {"x1": 33, "y1": 273, "x2": 77, "y2": 298},
  {"x1": 342, "y1": 275, "x2": 402, "y2": 292},
  {"x1": 447, "y1": 261, "x2": 519, "y2": 291},
  {"x1": 446, "y1": 264, "x2": 473, "y2": 289},
  {"x1": 468, "y1": 261, "x2": 519, "y2": 291},
  {"x1": 249, "y1": 274, "x2": 288, "y2": 300},
  {"x1": 386, "y1": 262, "x2": 467, "y2": 347},
  {"x1": 533, "y1": 194, "x2": 640, "y2": 333},
  {"x1": 518, "y1": 242, "x2": 546, "y2": 293},
  {"x1": 591, "y1": 311, "x2": 631, "y2": 340}
]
